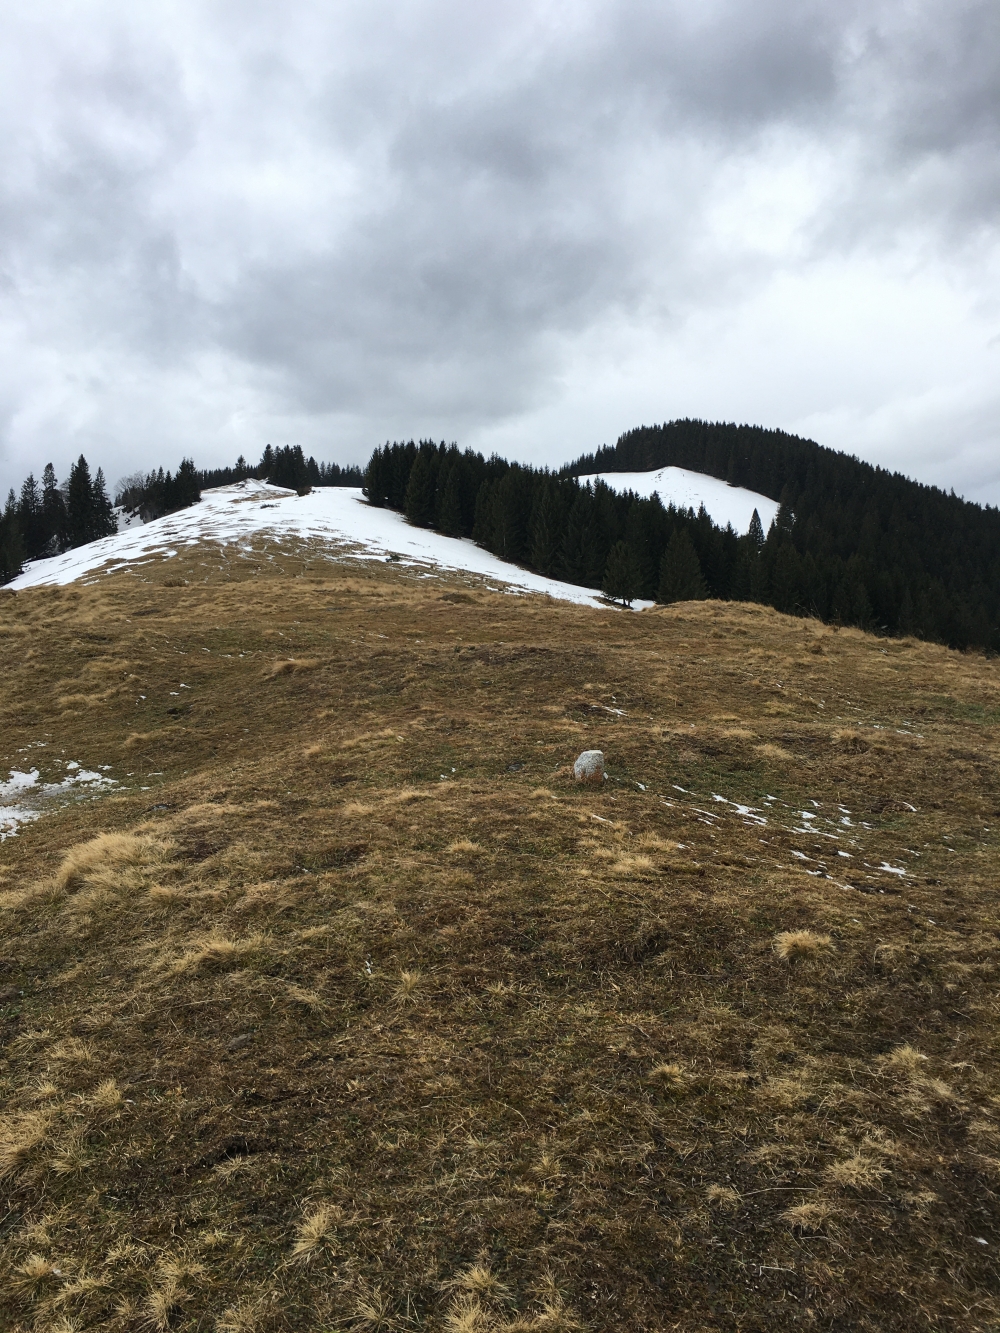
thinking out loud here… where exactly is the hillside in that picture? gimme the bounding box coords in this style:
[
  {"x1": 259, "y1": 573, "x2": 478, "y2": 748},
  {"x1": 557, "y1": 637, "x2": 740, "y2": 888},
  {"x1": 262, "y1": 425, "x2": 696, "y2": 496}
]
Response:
[
  {"x1": 2, "y1": 528, "x2": 1000, "y2": 1332},
  {"x1": 7, "y1": 480, "x2": 617, "y2": 609},
  {"x1": 569, "y1": 420, "x2": 1000, "y2": 650}
]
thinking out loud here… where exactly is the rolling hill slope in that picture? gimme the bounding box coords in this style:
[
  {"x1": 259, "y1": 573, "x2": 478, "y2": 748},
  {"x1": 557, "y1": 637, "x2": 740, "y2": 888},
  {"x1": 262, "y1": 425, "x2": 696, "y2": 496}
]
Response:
[{"x1": 2, "y1": 529, "x2": 1000, "y2": 1331}]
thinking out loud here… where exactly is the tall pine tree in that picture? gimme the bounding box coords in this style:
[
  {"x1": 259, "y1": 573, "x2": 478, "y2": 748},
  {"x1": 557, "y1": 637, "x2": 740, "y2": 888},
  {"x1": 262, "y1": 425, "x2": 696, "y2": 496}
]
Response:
[
  {"x1": 602, "y1": 541, "x2": 640, "y2": 606},
  {"x1": 67, "y1": 455, "x2": 96, "y2": 548}
]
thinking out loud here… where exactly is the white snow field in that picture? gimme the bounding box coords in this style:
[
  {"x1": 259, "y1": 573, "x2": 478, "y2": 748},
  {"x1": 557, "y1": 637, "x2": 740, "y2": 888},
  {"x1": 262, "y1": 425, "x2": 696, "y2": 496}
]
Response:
[
  {"x1": 8, "y1": 479, "x2": 648, "y2": 609},
  {"x1": 580, "y1": 466, "x2": 779, "y2": 533}
]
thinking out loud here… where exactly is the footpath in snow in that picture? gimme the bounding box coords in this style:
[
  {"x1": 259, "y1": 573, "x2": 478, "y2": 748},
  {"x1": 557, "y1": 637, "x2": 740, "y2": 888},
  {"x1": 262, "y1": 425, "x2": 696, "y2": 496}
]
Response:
[
  {"x1": 579, "y1": 466, "x2": 778, "y2": 533},
  {"x1": 8, "y1": 480, "x2": 645, "y2": 610}
]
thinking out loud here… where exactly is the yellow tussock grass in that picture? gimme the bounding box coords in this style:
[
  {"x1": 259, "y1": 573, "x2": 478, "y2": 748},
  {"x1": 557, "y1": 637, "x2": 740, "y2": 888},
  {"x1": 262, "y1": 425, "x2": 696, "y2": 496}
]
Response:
[
  {"x1": 394, "y1": 969, "x2": 424, "y2": 1004},
  {"x1": 447, "y1": 839, "x2": 482, "y2": 854},
  {"x1": 0, "y1": 1111, "x2": 53, "y2": 1179},
  {"x1": 782, "y1": 1200, "x2": 838, "y2": 1231},
  {"x1": 267, "y1": 657, "x2": 320, "y2": 678},
  {"x1": 649, "y1": 1063, "x2": 685, "y2": 1085},
  {"x1": 885, "y1": 1043, "x2": 927, "y2": 1076},
  {"x1": 823, "y1": 1152, "x2": 890, "y2": 1191},
  {"x1": 54, "y1": 832, "x2": 166, "y2": 893},
  {"x1": 755, "y1": 742, "x2": 795, "y2": 762},
  {"x1": 291, "y1": 1201, "x2": 343, "y2": 1262},
  {"x1": 773, "y1": 930, "x2": 832, "y2": 962},
  {"x1": 705, "y1": 1183, "x2": 742, "y2": 1211},
  {"x1": 165, "y1": 931, "x2": 266, "y2": 976}
]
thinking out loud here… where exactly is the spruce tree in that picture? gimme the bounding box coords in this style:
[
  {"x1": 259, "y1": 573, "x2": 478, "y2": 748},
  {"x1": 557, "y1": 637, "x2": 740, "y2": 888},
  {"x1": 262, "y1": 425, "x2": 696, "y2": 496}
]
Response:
[
  {"x1": 529, "y1": 482, "x2": 561, "y2": 575},
  {"x1": 0, "y1": 489, "x2": 24, "y2": 583},
  {"x1": 602, "y1": 540, "x2": 640, "y2": 607},
  {"x1": 437, "y1": 466, "x2": 464, "y2": 537},
  {"x1": 93, "y1": 468, "x2": 117, "y2": 538},
  {"x1": 747, "y1": 508, "x2": 765, "y2": 547},
  {"x1": 658, "y1": 529, "x2": 707, "y2": 603},
  {"x1": 404, "y1": 448, "x2": 437, "y2": 527},
  {"x1": 67, "y1": 455, "x2": 95, "y2": 548},
  {"x1": 18, "y1": 473, "x2": 45, "y2": 559},
  {"x1": 41, "y1": 464, "x2": 66, "y2": 553}
]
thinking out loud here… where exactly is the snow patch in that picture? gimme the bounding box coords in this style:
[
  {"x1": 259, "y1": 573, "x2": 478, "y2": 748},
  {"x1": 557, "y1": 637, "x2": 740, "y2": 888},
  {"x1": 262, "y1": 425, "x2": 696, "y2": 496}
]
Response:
[
  {"x1": 579, "y1": 466, "x2": 779, "y2": 534},
  {"x1": 0, "y1": 764, "x2": 118, "y2": 842},
  {"x1": 10, "y1": 480, "x2": 652, "y2": 611}
]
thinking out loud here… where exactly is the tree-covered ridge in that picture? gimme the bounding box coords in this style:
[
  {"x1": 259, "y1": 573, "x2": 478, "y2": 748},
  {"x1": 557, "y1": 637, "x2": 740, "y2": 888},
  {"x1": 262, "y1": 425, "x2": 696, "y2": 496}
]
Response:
[
  {"x1": 365, "y1": 432, "x2": 1000, "y2": 650},
  {"x1": 1, "y1": 445, "x2": 364, "y2": 584},
  {"x1": 569, "y1": 419, "x2": 1000, "y2": 649},
  {"x1": 364, "y1": 439, "x2": 765, "y2": 613}
]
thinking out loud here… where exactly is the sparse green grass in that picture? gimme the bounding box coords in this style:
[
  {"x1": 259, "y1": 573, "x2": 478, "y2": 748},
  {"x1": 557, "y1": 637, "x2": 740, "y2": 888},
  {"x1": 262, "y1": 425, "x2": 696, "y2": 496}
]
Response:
[{"x1": 1, "y1": 548, "x2": 1000, "y2": 1330}]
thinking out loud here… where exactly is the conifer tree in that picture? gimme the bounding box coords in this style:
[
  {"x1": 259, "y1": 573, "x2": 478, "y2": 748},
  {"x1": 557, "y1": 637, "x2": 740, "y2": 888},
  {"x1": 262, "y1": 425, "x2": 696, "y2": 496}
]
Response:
[
  {"x1": 602, "y1": 540, "x2": 640, "y2": 606},
  {"x1": 658, "y1": 529, "x2": 707, "y2": 603},
  {"x1": 0, "y1": 488, "x2": 24, "y2": 583},
  {"x1": 67, "y1": 455, "x2": 96, "y2": 548},
  {"x1": 41, "y1": 463, "x2": 66, "y2": 553},
  {"x1": 18, "y1": 473, "x2": 46, "y2": 559},
  {"x1": 404, "y1": 447, "x2": 438, "y2": 527},
  {"x1": 748, "y1": 508, "x2": 765, "y2": 547},
  {"x1": 93, "y1": 468, "x2": 118, "y2": 538},
  {"x1": 529, "y1": 482, "x2": 562, "y2": 575},
  {"x1": 437, "y1": 465, "x2": 464, "y2": 537}
]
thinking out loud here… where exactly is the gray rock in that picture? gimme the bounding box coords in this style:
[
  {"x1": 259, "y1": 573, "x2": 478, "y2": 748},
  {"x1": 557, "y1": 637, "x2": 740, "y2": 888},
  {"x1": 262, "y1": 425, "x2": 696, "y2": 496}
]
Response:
[{"x1": 574, "y1": 749, "x2": 605, "y2": 784}]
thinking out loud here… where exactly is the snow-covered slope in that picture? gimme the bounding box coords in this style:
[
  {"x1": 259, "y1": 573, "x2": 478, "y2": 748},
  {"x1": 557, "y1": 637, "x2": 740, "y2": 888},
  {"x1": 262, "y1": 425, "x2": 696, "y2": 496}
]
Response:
[
  {"x1": 580, "y1": 466, "x2": 779, "y2": 533},
  {"x1": 8, "y1": 480, "x2": 639, "y2": 609}
]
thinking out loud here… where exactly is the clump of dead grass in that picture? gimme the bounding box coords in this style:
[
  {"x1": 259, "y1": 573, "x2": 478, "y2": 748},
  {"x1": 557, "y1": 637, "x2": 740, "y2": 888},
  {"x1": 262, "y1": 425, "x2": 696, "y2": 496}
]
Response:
[
  {"x1": 394, "y1": 969, "x2": 424, "y2": 1004},
  {"x1": 0, "y1": 1110, "x2": 53, "y2": 1180},
  {"x1": 448, "y1": 839, "x2": 482, "y2": 854},
  {"x1": 342, "y1": 801, "x2": 373, "y2": 818},
  {"x1": 823, "y1": 1151, "x2": 890, "y2": 1191},
  {"x1": 266, "y1": 657, "x2": 320, "y2": 678},
  {"x1": 143, "y1": 1255, "x2": 206, "y2": 1330},
  {"x1": 648, "y1": 1062, "x2": 686, "y2": 1087},
  {"x1": 782, "y1": 1199, "x2": 839, "y2": 1232},
  {"x1": 216, "y1": 1295, "x2": 269, "y2": 1333},
  {"x1": 755, "y1": 742, "x2": 795, "y2": 763},
  {"x1": 290, "y1": 1201, "x2": 344, "y2": 1263},
  {"x1": 773, "y1": 929, "x2": 832, "y2": 962},
  {"x1": 831, "y1": 727, "x2": 869, "y2": 752},
  {"x1": 705, "y1": 1183, "x2": 741, "y2": 1212},
  {"x1": 53, "y1": 831, "x2": 169, "y2": 895},
  {"x1": 164, "y1": 931, "x2": 268, "y2": 976}
]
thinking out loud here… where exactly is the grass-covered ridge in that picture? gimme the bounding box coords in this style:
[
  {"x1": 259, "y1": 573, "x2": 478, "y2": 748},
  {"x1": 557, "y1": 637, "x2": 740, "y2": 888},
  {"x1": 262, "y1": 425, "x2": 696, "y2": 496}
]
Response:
[{"x1": 2, "y1": 543, "x2": 1000, "y2": 1331}]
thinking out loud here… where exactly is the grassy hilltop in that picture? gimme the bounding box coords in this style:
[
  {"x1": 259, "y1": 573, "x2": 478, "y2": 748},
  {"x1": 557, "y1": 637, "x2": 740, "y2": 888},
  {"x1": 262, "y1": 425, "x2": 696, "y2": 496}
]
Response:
[{"x1": 2, "y1": 537, "x2": 1000, "y2": 1332}]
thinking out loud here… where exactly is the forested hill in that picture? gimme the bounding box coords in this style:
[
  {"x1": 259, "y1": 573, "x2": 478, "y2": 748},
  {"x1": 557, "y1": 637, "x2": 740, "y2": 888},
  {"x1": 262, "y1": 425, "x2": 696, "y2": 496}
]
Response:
[
  {"x1": 365, "y1": 427, "x2": 1000, "y2": 652},
  {"x1": 567, "y1": 419, "x2": 1000, "y2": 649}
]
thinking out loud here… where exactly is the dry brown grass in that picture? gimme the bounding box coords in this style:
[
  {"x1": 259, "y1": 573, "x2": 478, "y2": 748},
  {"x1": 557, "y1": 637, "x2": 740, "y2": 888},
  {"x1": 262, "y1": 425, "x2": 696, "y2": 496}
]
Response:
[
  {"x1": 290, "y1": 1201, "x2": 343, "y2": 1263},
  {"x1": 266, "y1": 657, "x2": 320, "y2": 677},
  {"x1": 2, "y1": 550, "x2": 1000, "y2": 1331},
  {"x1": 773, "y1": 928, "x2": 833, "y2": 961}
]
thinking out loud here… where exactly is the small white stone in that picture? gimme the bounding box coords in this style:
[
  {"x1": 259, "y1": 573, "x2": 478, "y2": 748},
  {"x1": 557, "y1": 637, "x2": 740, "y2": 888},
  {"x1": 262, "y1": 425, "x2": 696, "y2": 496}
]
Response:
[{"x1": 574, "y1": 749, "x2": 605, "y2": 784}]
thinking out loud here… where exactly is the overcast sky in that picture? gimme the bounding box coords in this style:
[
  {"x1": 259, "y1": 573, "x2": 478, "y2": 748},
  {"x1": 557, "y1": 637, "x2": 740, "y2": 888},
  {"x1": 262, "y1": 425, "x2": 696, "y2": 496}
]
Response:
[{"x1": 1, "y1": 0, "x2": 998, "y2": 503}]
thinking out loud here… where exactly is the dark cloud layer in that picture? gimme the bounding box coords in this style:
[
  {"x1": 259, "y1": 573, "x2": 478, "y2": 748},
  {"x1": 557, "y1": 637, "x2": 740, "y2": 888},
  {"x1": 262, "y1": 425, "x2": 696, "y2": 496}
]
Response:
[{"x1": 1, "y1": 1, "x2": 998, "y2": 501}]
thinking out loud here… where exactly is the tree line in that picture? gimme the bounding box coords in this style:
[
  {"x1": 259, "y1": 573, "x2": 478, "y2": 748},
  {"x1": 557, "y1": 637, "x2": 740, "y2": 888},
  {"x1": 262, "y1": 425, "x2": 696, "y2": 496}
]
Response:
[
  {"x1": 364, "y1": 439, "x2": 768, "y2": 610},
  {"x1": 1, "y1": 456, "x2": 117, "y2": 583},
  {"x1": 365, "y1": 430, "x2": 1000, "y2": 650},
  {"x1": 117, "y1": 445, "x2": 363, "y2": 519},
  {"x1": 1, "y1": 444, "x2": 363, "y2": 583}
]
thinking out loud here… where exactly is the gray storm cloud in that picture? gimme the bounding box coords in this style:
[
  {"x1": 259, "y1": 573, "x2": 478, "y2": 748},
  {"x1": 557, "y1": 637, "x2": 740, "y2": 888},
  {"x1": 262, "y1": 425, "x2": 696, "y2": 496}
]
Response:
[{"x1": 0, "y1": 0, "x2": 998, "y2": 500}]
